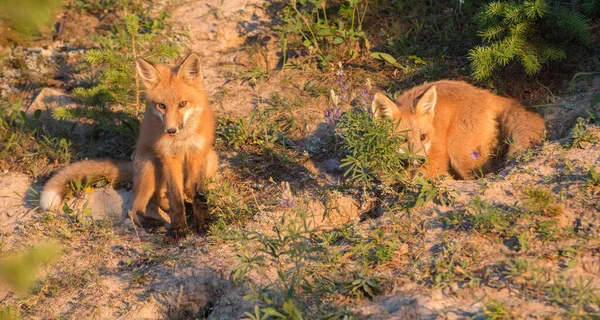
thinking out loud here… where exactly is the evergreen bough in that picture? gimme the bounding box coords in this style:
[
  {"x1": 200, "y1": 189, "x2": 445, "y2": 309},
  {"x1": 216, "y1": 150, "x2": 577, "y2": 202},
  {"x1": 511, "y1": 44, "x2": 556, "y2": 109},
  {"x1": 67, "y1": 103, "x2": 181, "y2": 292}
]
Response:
[
  {"x1": 72, "y1": 11, "x2": 179, "y2": 116},
  {"x1": 469, "y1": 0, "x2": 593, "y2": 80}
]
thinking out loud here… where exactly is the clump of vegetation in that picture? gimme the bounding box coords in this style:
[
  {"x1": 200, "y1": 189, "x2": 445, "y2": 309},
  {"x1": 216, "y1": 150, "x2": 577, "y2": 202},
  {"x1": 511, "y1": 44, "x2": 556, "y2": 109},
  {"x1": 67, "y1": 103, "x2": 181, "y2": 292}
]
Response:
[
  {"x1": 71, "y1": 5, "x2": 179, "y2": 115},
  {"x1": 231, "y1": 212, "x2": 356, "y2": 319},
  {"x1": 0, "y1": 102, "x2": 72, "y2": 175},
  {"x1": 522, "y1": 185, "x2": 562, "y2": 216},
  {"x1": 277, "y1": 0, "x2": 369, "y2": 68},
  {"x1": 217, "y1": 108, "x2": 295, "y2": 152},
  {"x1": 0, "y1": 0, "x2": 60, "y2": 35},
  {"x1": 0, "y1": 243, "x2": 62, "y2": 292},
  {"x1": 569, "y1": 117, "x2": 598, "y2": 149},
  {"x1": 469, "y1": 0, "x2": 594, "y2": 80},
  {"x1": 335, "y1": 105, "x2": 411, "y2": 188},
  {"x1": 443, "y1": 197, "x2": 520, "y2": 236}
]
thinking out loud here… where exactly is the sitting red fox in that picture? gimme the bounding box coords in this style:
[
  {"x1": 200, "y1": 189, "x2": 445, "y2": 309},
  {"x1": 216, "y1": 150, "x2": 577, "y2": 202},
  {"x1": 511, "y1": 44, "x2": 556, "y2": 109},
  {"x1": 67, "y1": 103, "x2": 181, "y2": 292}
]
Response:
[
  {"x1": 371, "y1": 80, "x2": 545, "y2": 179},
  {"x1": 40, "y1": 53, "x2": 218, "y2": 238}
]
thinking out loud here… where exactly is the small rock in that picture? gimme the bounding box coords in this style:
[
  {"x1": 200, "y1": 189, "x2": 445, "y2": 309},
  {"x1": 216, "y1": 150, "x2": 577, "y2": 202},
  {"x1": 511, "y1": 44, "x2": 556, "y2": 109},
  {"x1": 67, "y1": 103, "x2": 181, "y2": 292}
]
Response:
[
  {"x1": 323, "y1": 158, "x2": 343, "y2": 173},
  {"x1": 27, "y1": 87, "x2": 77, "y2": 117},
  {"x1": 40, "y1": 48, "x2": 53, "y2": 59},
  {"x1": 385, "y1": 299, "x2": 401, "y2": 313}
]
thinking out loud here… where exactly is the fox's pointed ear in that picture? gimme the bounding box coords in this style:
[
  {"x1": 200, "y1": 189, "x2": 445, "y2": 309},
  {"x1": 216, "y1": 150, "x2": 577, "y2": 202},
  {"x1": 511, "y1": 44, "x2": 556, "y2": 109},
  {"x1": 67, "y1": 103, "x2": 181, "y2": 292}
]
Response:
[
  {"x1": 135, "y1": 58, "x2": 161, "y2": 88},
  {"x1": 415, "y1": 85, "x2": 437, "y2": 116},
  {"x1": 177, "y1": 53, "x2": 203, "y2": 82},
  {"x1": 371, "y1": 92, "x2": 400, "y2": 119}
]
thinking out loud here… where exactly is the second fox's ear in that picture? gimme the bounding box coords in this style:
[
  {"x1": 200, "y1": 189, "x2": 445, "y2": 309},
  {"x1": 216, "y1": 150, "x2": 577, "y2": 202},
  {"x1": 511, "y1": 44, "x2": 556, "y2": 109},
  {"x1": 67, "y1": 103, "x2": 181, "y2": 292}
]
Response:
[
  {"x1": 136, "y1": 58, "x2": 161, "y2": 88},
  {"x1": 372, "y1": 92, "x2": 400, "y2": 119},
  {"x1": 415, "y1": 85, "x2": 437, "y2": 117},
  {"x1": 177, "y1": 53, "x2": 203, "y2": 83}
]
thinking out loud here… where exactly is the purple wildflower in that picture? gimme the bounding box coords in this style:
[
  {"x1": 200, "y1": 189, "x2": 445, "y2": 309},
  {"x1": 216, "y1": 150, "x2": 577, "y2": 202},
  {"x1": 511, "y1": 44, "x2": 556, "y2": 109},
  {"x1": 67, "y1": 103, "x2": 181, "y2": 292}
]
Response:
[
  {"x1": 359, "y1": 89, "x2": 375, "y2": 115},
  {"x1": 324, "y1": 106, "x2": 342, "y2": 126}
]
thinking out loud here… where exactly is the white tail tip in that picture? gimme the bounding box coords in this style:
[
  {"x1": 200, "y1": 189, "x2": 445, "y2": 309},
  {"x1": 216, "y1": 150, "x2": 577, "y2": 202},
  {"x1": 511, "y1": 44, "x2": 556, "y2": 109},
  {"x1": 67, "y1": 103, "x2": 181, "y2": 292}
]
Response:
[{"x1": 40, "y1": 190, "x2": 62, "y2": 210}]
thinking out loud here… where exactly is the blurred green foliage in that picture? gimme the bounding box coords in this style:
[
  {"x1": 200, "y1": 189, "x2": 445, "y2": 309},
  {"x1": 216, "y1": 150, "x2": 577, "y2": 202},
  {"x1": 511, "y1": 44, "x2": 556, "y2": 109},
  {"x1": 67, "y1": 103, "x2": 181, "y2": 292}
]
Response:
[
  {"x1": 0, "y1": 0, "x2": 60, "y2": 34},
  {"x1": 0, "y1": 243, "x2": 62, "y2": 293}
]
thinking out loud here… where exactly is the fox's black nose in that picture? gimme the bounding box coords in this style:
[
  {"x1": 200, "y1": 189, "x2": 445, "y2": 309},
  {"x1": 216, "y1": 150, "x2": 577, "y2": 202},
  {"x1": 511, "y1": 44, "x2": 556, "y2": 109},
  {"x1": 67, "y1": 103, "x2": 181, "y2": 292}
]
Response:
[{"x1": 166, "y1": 128, "x2": 178, "y2": 134}]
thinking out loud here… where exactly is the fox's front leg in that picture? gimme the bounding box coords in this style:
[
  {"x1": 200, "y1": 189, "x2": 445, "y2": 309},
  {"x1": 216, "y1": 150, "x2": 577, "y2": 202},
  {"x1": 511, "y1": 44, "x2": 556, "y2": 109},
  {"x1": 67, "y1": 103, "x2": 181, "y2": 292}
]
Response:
[
  {"x1": 162, "y1": 155, "x2": 187, "y2": 239},
  {"x1": 185, "y1": 150, "x2": 217, "y2": 232}
]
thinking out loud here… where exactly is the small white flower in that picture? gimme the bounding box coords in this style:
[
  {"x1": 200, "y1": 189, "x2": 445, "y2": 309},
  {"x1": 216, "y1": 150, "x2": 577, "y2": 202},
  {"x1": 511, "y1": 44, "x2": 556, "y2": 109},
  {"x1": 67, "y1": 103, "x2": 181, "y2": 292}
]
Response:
[{"x1": 330, "y1": 89, "x2": 339, "y2": 106}]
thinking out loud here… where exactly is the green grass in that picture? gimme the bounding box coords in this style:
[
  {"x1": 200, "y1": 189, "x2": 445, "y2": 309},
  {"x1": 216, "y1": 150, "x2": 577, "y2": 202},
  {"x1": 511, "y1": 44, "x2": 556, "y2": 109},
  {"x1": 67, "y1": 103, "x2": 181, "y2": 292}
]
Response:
[{"x1": 522, "y1": 185, "x2": 562, "y2": 216}]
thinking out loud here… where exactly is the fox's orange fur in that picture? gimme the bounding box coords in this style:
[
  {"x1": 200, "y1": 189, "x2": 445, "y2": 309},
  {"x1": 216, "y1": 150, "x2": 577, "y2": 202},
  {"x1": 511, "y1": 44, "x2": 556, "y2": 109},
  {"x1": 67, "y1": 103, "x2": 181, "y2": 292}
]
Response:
[
  {"x1": 40, "y1": 53, "x2": 218, "y2": 237},
  {"x1": 371, "y1": 80, "x2": 545, "y2": 179}
]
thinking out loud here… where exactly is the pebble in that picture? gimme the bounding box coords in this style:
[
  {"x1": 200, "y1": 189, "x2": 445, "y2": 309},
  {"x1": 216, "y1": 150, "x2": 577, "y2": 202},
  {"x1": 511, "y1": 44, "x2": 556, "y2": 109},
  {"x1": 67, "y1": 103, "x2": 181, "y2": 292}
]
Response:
[{"x1": 323, "y1": 158, "x2": 343, "y2": 173}]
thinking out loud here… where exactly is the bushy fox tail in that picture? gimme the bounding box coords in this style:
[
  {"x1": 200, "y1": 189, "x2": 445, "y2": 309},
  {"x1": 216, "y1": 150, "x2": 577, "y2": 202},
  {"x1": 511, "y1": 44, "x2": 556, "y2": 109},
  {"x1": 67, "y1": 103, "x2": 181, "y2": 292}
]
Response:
[
  {"x1": 40, "y1": 159, "x2": 134, "y2": 210},
  {"x1": 499, "y1": 102, "x2": 546, "y2": 155}
]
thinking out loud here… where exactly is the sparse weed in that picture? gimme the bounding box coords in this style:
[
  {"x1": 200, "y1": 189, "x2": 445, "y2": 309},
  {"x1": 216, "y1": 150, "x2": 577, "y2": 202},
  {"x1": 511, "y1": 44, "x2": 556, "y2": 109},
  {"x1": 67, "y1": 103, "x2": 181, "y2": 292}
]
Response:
[
  {"x1": 0, "y1": 102, "x2": 72, "y2": 175},
  {"x1": 569, "y1": 117, "x2": 597, "y2": 149},
  {"x1": 534, "y1": 220, "x2": 559, "y2": 242},
  {"x1": 342, "y1": 273, "x2": 382, "y2": 301},
  {"x1": 0, "y1": 243, "x2": 62, "y2": 293},
  {"x1": 479, "y1": 299, "x2": 511, "y2": 320},
  {"x1": 229, "y1": 207, "x2": 390, "y2": 318},
  {"x1": 585, "y1": 166, "x2": 600, "y2": 195},
  {"x1": 442, "y1": 197, "x2": 518, "y2": 236},
  {"x1": 549, "y1": 276, "x2": 600, "y2": 318},
  {"x1": 278, "y1": 0, "x2": 368, "y2": 68},
  {"x1": 217, "y1": 108, "x2": 294, "y2": 152},
  {"x1": 427, "y1": 240, "x2": 476, "y2": 288},
  {"x1": 522, "y1": 185, "x2": 562, "y2": 216},
  {"x1": 0, "y1": 305, "x2": 21, "y2": 320},
  {"x1": 230, "y1": 212, "x2": 331, "y2": 317},
  {"x1": 207, "y1": 181, "x2": 257, "y2": 240}
]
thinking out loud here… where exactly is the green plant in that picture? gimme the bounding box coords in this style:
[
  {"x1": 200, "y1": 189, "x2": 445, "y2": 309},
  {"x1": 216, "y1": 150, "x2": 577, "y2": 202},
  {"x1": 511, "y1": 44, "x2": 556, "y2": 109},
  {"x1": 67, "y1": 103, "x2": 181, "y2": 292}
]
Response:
[
  {"x1": 480, "y1": 299, "x2": 511, "y2": 319},
  {"x1": 335, "y1": 106, "x2": 415, "y2": 189},
  {"x1": 0, "y1": 244, "x2": 62, "y2": 292},
  {"x1": 586, "y1": 166, "x2": 600, "y2": 193},
  {"x1": 0, "y1": 305, "x2": 21, "y2": 320},
  {"x1": 522, "y1": 185, "x2": 562, "y2": 216},
  {"x1": 469, "y1": 0, "x2": 593, "y2": 80},
  {"x1": 548, "y1": 276, "x2": 600, "y2": 318},
  {"x1": 217, "y1": 108, "x2": 294, "y2": 152},
  {"x1": 72, "y1": 8, "x2": 179, "y2": 115},
  {"x1": 0, "y1": 102, "x2": 72, "y2": 175},
  {"x1": 206, "y1": 181, "x2": 257, "y2": 239},
  {"x1": 231, "y1": 213, "x2": 327, "y2": 318},
  {"x1": 411, "y1": 176, "x2": 456, "y2": 207},
  {"x1": 442, "y1": 198, "x2": 518, "y2": 236},
  {"x1": 569, "y1": 117, "x2": 598, "y2": 149},
  {"x1": 342, "y1": 273, "x2": 382, "y2": 300},
  {"x1": 278, "y1": 0, "x2": 368, "y2": 68},
  {"x1": 0, "y1": 0, "x2": 60, "y2": 34}
]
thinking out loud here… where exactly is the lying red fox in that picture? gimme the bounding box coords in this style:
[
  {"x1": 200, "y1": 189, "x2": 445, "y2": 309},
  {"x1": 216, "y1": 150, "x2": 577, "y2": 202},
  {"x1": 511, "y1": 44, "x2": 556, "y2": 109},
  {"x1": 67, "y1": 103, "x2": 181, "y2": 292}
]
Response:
[{"x1": 371, "y1": 80, "x2": 545, "y2": 179}]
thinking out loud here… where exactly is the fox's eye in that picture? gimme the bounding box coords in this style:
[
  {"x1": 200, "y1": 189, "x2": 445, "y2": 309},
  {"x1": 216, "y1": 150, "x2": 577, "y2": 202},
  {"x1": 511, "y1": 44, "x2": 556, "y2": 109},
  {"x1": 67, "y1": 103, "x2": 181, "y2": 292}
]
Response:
[
  {"x1": 420, "y1": 134, "x2": 427, "y2": 141},
  {"x1": 179, "y1": 101, "x2": 187, "y2": 108},
  {"x1": 156, "y1": 103, "x2": 166, "y2": 110}
]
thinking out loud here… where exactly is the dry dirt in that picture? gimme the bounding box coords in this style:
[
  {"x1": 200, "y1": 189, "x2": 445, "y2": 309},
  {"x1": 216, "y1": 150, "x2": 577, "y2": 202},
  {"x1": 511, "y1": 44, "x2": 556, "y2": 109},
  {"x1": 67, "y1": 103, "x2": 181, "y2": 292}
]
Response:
[{"x1": 1, "y1": 0, "x2": 600, "y2": 319}]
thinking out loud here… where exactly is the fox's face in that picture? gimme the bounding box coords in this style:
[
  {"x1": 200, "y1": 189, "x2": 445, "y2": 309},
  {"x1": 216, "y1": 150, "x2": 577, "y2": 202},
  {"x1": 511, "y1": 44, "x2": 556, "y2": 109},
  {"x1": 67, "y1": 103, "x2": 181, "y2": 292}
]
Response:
[
  {"x1": 135, "y1": 54, "x2": 206, "y2": 136},
  {"x1": 371, "y1": 85, "x2": 437, "y2": 163}
]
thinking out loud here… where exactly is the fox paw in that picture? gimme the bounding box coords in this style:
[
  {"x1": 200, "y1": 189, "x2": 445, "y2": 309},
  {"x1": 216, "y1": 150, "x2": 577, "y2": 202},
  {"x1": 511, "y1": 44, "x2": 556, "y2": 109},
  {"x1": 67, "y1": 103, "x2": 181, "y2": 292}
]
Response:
[
  {"x1": 192, "y1": 192, "x2": 211, "y2": 233},
  {"x1": 166, "y1": 225, "x2": 188, "y2": 241},
  {"x1": 131, "y1": 211, "x2": 163, "y2": 228}
]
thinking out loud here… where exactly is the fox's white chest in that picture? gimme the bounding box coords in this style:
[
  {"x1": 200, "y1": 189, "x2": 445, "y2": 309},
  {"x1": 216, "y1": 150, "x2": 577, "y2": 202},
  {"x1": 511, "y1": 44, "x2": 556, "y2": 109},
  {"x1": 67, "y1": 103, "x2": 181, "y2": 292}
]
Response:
[{"x1": 156, "y1": 134, "x2": 206, "y2": 155}]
